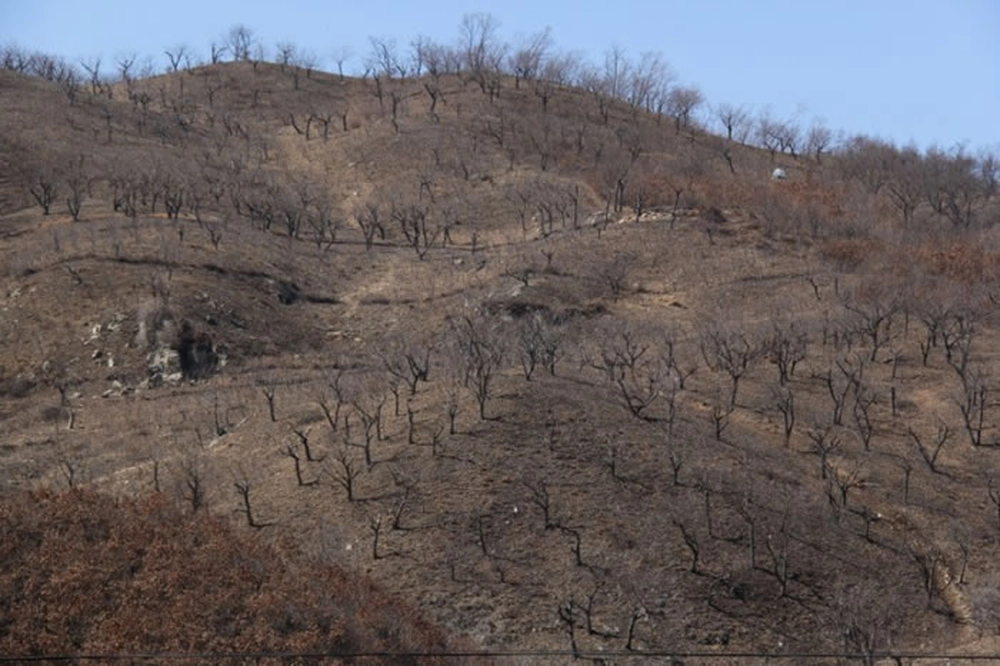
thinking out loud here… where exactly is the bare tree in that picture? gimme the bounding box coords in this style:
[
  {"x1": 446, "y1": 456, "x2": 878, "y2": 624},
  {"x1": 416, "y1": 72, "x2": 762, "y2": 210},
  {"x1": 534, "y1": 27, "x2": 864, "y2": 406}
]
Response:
[
  {"x1": 283, "y1": 441, "x2": 318, "y2": 487},
  {"x1": 805, "y1": 122, "x2": 834, "y2": 164},
  {"x1": 836, "y1": 584, "x2": 899, "y2": 665},
  {"x1": 987, "y1": 476, "x2": 1000, "y2": 531},
  {"x1": 673, "y1": 518, "x2": 701, "y2": 574},
  {"x1": 457, "y1": 12, "x2": 506, "y2": 92},
  {"x1": 808, "y1": 424, "x2": 842, "y2": 480},
  {"x1": 233, "y1": 469, "x2": 271, "y2": 528},
  {"x1": 774, "y1": 385, "x2": 796, "y2": 447},
  {"x1": 354, "y1": 202, "x2": 385, "y2": 251},
  {"x1": 524, "y1": 478, "x2": 556, "y2": 530},
  {"x1": 181, "y1": 458, "x2": 207, "y2": 513},
  {"x1": 598, "y1": 252, "x2": 638, "y2": 301},
  {"x1": 79, "y1": 56, "x2": 104, "y2": 95},
  {"x1": 709, "y1": 388, "x2": 734, "y2": 441},
  {"x1": 885, "y1": 146, "x2": 925, "y2": 225},
  {"x1": 260, "y1": 379, "x2": 278, "y2": 422},
  {"x1": 941, "y1": 309, "x2": 977, "y2": 381},
  {"x1": 365, "y1": 36, "x2": 403, "y2": 79},
  {"x1": 517, "y1": 314, "x2": 562, "y2": 380},
  {"x1": 756, "y1": 111, "x2": 801, "y2": 160},
  {"x1": 700, "y1": 325, "x2": 760, "y2": 407},
  {"x1": 661, "y1": 330, "x2": 697, "y2": 390},
  {"x1": 765, "y1": 320, "x2": 808, "y2": 385},
  {"x1": 452, "y1": 315, "x2": 506, "y2": 420},
  {"x1": 909, "y1": 422, "x2": 951, "y2": 474},
  {"x1": 764, "y1": 509, "x2": 793, "y2": 597},
  {"x1": 665, "y1": 85, "x2": 704, "y2": 135},
  {"x1": 226, "y1": 24, "x2": 256, "y2": 62},
  {"x1": 368, "y1": 513, "x2": 398, "y2": 560},
  {"x1": 507, "y1": 27, "x2": 552, "y2": 88},
  {"x1": 331, "y1": 45, "x2": 353, "y2": 80},
  {"x1": 957, "y1": 367, "x2": 989, "y2": 448},
  {"x1": 820, "y1": 355, "x2": 864, "y2": 426},
  {"x1": 666, "y1": 434, "x2": 686, "y2": 486},
  {"x1": 714, "y1": 102, "x2": 752, "y2": 143},
  {"x1": 392, "y1": 200, "x2": 440, "y2": 259},
  {"x1": 164, "y1": 44, "x2": 190, "y2": 72},
  {"x1": 26, "y1": 165, "x2": 60, "y2": 216},
  {"x1": 381, "y1": 338, "x2": 433, "y2": 396},
  {"x1": 317, "y1": 368, "x2": 346, "y2": 434},
  {"x1": 837, "y1": 135, "x2": 896, "y2": 194},
  {"x1": 326, "y1": 445, "x2": 362, "y2": 502},
  {"x1": 350, "y1": 393, "x2": 386, "y2": 466},
  {"x1": 292, "y1": 426, "x2": 323, "y2": 462},
  {"x1": 841, "y1": 285, "x2": 900, "y2": 362},
  {"x1": 588, "y1": 323, "x2": 668, "y2": 420},
  {"x1": 209, "y1": 41, "x2": 228, "y2": 64}
]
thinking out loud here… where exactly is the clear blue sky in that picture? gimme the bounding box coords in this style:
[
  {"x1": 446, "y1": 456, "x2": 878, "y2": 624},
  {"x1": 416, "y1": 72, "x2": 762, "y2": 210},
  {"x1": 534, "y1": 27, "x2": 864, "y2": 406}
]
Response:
[{"x1": 2, "y1": 0, "x2": 997, "y2": 151}]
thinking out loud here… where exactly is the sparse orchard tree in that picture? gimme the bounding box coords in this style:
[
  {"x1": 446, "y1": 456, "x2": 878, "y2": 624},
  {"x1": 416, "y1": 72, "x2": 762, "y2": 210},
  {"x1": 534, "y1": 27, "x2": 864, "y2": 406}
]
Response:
[
  {"x1": 26, "y1": 164, "x2": 60, "y2": 216},
  {"x1": 820, "y1": 354, "x2": 865, "y2": 426},
  {"x1": 226, "y1": 24, "x2": 256, "y2": 62},
  {"x1": 164, "y1": 44, "x2": 190, "y2": 72},
  {"x1": 233, "y1": 468, "x2": 271, "y2": 528},
  {"x1": 350, "y1": 391, "x2": 386, "y2": 466},
  {"x1": 774, "y1": 385, "x2": 796, "y2": 447},
  {"x1": 507, "y1": 27, "x2": 552, "y2": 89},
  {"x1": 885, "y1": 145, "x2": 925, "y2": 225},
  {"x1": 65, "y1": 156, "x2": 90, "y2": 221},
  {"x1": 331, "y1": 45, "x2": 353, "y2": 80},
  {"x1": 381, "y1": 336, "x2": 433, "y2": 396},
  {"x1": 956, "y1": 366, "x2": 990, "y2": 448},
  {"x1": 837, "y1": 134, "x2": 896, "y2": 194},
  {"x1": 840, "y1": 283, "x2": 901, "y2": 362},
  {"x1": 836, "y1": 583, "x2": 904, "y2": 666},
  {"x1": 710, "y1": 389, "x2": 734, "y2": 441},
  {"x1": 987, "y1": 476, "x2": 1000, "y2": 530},
  {"x1": 209, "y1": 41, "x2": 228, "y2": 64},
  {"x1": 807, "y1": 424, "x2": 842, "y2": 480},
  {"x1": 672, "y1": 517, "x2": 701, "y2": 574},
  {"x1": 180, "y1": 457, "x2": 208, "y2": 513},
  {"x1": 598, "y1": 252, "x2": 638, "y2": 301},
  {"x1": 806, "y1": 122, "x2": 835, "y2": 164},
  {"x1": 665, "y1": 85, "x2": 704, "y2": 135},
  {"x1": 365, "y1": 35, "x2": 403, "y2": 79},
  {"x1": 451, "y1": 315, "x2": 506, "y2": 420},
  {"x1": 853, "y1": 385, "x2": 876, "y2": 450},
  {"x1": 922, "y1": 146, "x2": 984, "y2": 229},
  {"x1": 354, "y1": 201, "x2": 385, "y2": 251},
  {"x1": 292, "y1": 425, "x2": 323, "y2": 462},
  {"x1": 517, "y1": 314, "x2": 563, "y2": 380},
  {"x1": 765, "y1": 320, "x2": 808, "y2": 385},
  {"x1": 700, "y1": 325, "x2": 761, "y2": 407},
  {"x1": 626, "y1": 51, "x2": 674, "y2": 115},
  {"x1": 456, "y1": 12, "x2": 506, "y2": 93},
  {"x1": 714, "y1": 102, "x2": 752, "y2": 143},
  {"x1": 909, "y1": 422, "x2": 951, "y2": 474},
  {"x1": 764, "y1": 508, "x2": 794, "y2": 597},
  {"x1": 325, "y1": 444, "x2": 363, "y2": 502}
]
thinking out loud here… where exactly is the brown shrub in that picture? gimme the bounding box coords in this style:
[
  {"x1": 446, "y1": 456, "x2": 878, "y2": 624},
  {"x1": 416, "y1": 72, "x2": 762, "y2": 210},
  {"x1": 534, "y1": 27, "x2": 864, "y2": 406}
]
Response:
[
  {"x1": 819, "y1": 238, "x2": 884, "y2": 271},
  {"x1": 910, "y1": 240, "x2": 1000, "y2": 284},
  {"x1": 0, "y1": 489, "x2": 452, "y2": 660}
]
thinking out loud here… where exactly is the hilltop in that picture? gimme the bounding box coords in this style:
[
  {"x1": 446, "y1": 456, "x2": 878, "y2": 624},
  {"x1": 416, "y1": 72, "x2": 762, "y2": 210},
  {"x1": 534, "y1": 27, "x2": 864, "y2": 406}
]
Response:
[{"x1": 1, "y1": 35, "x2": 1000, "y2": 662}]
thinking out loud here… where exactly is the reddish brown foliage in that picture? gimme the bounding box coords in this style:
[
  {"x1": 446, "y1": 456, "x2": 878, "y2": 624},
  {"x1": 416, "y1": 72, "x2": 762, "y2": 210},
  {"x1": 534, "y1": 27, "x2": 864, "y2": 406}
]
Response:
[
  {"x1": 909, "y1": 240, "x2": 1000, "y2": 284},
  {"x1": 0, "y1": 489, "x2": 451, "y2": 662},
  {"x1": 819, "y1": 237, "x2": 1000, "y2": 284},
  {"x1": 819, "y1": 239, "x2": 885, "y2": 271}
]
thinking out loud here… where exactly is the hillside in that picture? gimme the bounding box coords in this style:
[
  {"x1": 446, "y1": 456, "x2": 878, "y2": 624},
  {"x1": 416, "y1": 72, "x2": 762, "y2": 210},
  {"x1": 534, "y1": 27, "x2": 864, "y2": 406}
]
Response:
[{"x1": 1, "y1": 46, "x2": 1000, "y2": 663}]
